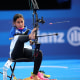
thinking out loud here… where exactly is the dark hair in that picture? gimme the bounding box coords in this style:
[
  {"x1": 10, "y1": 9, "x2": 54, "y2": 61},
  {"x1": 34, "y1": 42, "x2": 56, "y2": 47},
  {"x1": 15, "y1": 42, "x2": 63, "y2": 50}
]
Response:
[{"x1": 13, "y1": 14, "x2": 24, "y2": 22}]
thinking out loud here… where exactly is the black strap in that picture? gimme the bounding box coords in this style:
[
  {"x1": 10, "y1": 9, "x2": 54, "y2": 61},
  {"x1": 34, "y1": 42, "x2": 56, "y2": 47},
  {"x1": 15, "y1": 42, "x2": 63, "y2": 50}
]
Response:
[{"x1": 24, "y1": 29, "x2": 30, "y2": 35}]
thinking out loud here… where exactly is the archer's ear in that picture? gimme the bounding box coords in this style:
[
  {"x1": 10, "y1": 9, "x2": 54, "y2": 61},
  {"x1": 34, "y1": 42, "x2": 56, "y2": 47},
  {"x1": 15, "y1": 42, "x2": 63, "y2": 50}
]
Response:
[
  {"x1": 13, "y1": 22, "x2": 16, "y2": 26},
  {"x1": 13, "y1": 22, "x2": 16, "y2": 27}
]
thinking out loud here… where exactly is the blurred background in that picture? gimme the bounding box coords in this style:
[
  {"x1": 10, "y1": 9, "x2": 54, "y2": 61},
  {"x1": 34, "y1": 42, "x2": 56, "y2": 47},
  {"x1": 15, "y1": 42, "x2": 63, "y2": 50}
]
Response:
[
  {"x1": 0, "y1": 0, "x2": 80, "y2": 60},
  {"x1": 0, "y1": 0, "x2": 80, "y2": 80}
]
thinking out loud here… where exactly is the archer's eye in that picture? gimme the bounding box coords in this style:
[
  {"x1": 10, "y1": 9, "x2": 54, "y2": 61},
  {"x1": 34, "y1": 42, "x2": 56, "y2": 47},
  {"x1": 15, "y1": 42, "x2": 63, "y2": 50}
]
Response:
[
  {"x1": 17, "y1": 21, "x2": 20, "y2": 23},
  {"x1": 21, "y1": 21, "x2": 23, "y2": 23},
  {"x1": 17, "y1": 21, "x2": 23, "y2": 23}
]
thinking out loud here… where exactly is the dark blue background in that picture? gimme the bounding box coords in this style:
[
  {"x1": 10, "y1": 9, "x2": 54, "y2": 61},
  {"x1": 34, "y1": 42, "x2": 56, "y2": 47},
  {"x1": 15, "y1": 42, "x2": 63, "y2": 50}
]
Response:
[{"x1": 0, "y1": 0, "x2": 80, "y2": 60}]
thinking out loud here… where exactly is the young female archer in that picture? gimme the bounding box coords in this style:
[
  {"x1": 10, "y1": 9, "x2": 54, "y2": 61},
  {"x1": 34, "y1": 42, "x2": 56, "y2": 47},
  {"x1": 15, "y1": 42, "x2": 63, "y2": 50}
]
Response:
[{"x1": 9, "y1": 14, "x2": 43, "y2": 80}]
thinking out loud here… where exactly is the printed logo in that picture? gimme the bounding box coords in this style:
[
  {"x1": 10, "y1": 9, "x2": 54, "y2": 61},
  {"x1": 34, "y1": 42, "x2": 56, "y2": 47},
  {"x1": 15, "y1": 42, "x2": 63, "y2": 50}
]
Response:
[{"x1": 67, "y1": 27, "x2": 80, "y2": 46}]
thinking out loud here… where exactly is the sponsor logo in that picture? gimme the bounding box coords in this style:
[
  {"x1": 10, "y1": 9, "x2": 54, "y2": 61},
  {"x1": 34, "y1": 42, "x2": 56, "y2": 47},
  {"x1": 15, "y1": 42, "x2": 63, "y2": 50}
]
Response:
[
  {"x1": 38, "y1": 31, "x2": 65, "y2": 43},
  {"x1": 67, "y1": 27, "x2": 80, "y2": 46},
  {"x1": 38, "y1": 26, "x2": 80, "y2": 47}
]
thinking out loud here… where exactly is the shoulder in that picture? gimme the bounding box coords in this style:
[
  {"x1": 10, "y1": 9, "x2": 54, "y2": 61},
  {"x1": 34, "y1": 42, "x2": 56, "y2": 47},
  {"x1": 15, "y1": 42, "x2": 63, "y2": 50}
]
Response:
[
  {"x1": 9, "y1": 27, "x2": 16, "y2": 39},
  {"x1": 10, "y1": 27, "x2": 16, "y2": 32}
]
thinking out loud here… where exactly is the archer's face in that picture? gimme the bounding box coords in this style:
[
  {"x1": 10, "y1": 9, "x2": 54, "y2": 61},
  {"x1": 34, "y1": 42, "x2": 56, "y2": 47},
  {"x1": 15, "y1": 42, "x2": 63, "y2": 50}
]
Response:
[{"x1": 14, "y1": 18, "x2": 24, "y2": 29}]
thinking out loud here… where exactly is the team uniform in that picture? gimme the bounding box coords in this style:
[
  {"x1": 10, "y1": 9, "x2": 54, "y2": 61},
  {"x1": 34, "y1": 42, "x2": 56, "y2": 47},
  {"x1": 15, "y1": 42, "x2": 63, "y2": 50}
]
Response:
[{"x1": 9, "y1": 26, "x2": 42, "y2": 75}]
